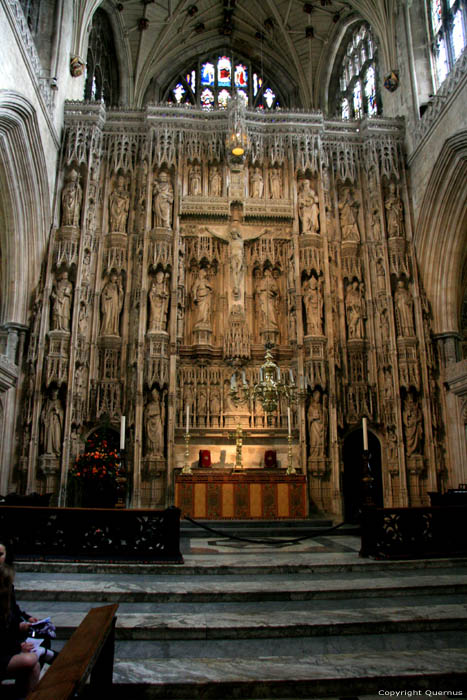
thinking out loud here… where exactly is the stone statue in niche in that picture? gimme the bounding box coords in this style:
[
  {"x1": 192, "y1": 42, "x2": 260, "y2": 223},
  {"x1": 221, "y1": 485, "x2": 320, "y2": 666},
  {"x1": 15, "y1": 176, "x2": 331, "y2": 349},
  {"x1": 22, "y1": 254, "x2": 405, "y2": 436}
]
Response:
[
  {"x1": 51, "y1": 271, "x2": 73, "y2": 331},
  {"x1": 61, "y1": 169, "x2": 82, "y2": 228},
  {"x1": 210, "y1": 387, "x2": 221, "y2": 427},
  {"x1": 78, "y1": 302, "x2": 88, "y2": 336},
  {"x1": 403, "y1": 393, "x2": 423, "y2": 456},
  {"x1": 345, "y1": 280, "x2": 365, "y2": 339},
  {"x1": 145, "y1": 388, "x2": 165, "y2": 457},
  {"x1": 298, "y1": 180, "x2": 320, "y2": 234},
  {"x1": 191, "y1": 268, "x2": 213, "y2": 330},
  {"x1": 371, "y1": 207, "x2": 382, "y2": 239},
  {"x1": 109, "y1": 174, "x2": 130, "y2": 232},
  {"x1": 302, "y1": 276, "x2": 323, "y2": 336},
  {"x1": 376, "y1": 259, "x2": 386, "y2": 292},
  {"x1": 153, "y1": 171, "x2": 173, "y2": 228},
  {"x1": 339, "y1": 188, "x2": 360, "y2": 241},
  {"x1": 255, "y1": 268, "x2": 279, "y2": 331},
  {"x1": 41, "y1": 389, "x2": 64, "y2": 455},
  {"x1": 100, "y1": 272, "x2": 124, "y2": 336},
  {"x1": 209, "y1": 165, "x2": 222, "y2": 196},
  {"x1": 394, "y1": 279, "x2": 415, "y2": 337},
  {"x1": 307, "y1": 390, "x2": 325, "y2": 458},
  {"x1": 197, "y1": 388, "x2": 207, "y2": 426},
  {"x1": 148, "y1": 271, "x2": 169, "y2": 333},
  {"x1": 250, "y1": 167, "x2": 264, "y2": 198},
  {"x1": 385, "y1": 182, "x2": 404, "y2": 237},
  {"x1": 189, "y1": 164, "x2": 202, "y2": 196},
  {"x1": 269, "y1": 165, "x2": 282, "y2": 199}
]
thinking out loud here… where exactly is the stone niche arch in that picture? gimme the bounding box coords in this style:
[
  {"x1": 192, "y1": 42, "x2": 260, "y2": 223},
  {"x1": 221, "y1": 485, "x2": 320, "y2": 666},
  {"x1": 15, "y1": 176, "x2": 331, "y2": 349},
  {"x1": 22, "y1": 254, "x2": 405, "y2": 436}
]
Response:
[
  {"x1": 0, "y1": 90, "x2": 50, "y2": 327},
  {"x1": 416, "y1": 130, "x2": 467, "y2": 344}
]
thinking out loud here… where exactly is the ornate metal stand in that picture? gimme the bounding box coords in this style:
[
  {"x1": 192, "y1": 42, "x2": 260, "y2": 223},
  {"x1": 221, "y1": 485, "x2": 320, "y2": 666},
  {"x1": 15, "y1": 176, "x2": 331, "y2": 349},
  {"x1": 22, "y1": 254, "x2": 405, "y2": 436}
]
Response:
[
  {"x1": 181, "y1": 432, "x2": 192, "y2": 474},
  {"x1": 286, "y1": 434, "x2": 296, "y2": 475}
]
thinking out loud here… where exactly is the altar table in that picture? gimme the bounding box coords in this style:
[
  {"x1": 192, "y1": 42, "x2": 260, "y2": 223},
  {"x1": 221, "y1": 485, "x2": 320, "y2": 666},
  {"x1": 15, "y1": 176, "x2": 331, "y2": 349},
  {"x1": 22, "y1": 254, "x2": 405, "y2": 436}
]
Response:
[{"x1": 175, "y1": 470, "x2": 307, "y2": 519}]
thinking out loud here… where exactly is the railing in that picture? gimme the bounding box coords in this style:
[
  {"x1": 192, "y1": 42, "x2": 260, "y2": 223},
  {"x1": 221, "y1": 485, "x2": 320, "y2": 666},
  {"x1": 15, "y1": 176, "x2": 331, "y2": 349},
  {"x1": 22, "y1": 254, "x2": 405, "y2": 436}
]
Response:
[
  {"x1": 0, "y1": 505, "x2": 183, "y2": 563},
  {"x1": 360, "y1": 506, "x2": 467, "y2": 559}
]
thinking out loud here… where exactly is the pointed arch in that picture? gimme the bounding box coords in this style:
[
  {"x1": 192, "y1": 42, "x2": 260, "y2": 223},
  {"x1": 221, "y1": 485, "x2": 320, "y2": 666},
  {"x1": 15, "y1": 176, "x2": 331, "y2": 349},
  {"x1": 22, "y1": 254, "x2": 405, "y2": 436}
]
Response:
[
  {"x1": 416, "y1": 130, "x2": 467, "y2": 336},
  {"x1": 0, "y1": 91, "x2": 50, "y2": 325}
]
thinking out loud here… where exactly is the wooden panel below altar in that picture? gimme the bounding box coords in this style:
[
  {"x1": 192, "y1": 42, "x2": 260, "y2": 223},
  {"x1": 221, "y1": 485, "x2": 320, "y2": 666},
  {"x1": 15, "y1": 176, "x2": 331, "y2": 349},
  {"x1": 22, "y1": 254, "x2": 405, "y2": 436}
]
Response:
[{"x1": 175, "y1": 470, "x2": 307, "y2": 519}]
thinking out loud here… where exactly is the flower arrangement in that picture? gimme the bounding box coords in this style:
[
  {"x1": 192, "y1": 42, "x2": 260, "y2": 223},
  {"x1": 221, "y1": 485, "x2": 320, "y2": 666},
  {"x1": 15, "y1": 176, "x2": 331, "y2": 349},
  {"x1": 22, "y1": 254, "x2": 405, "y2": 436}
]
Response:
[{"x1": 70, "y1": 444, "x2": 122, "y2": 484}]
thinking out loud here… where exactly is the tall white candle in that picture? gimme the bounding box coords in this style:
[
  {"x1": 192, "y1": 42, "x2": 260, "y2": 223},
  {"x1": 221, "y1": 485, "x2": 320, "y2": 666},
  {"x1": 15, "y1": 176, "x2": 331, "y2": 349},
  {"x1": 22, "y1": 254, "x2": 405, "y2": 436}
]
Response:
[
  {"x1": 287, "y1": 407, "x2": 291, "y2": 436},
  {"x1": 362, "y1": 417, "x2": 368, "y2": 451},
  {"x1": 186, "y1": 405, "x2": 189, "y2": 434},
  {"x1": 120, "y1": 415, "x2": 126, "y2": 450}
]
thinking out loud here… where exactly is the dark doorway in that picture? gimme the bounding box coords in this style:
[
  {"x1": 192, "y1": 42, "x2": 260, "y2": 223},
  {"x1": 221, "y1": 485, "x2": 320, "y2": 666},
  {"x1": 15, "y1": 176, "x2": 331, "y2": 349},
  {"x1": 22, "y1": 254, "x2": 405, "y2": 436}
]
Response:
[{"x1": 342, "y1": 429, "x2": 383, "y2": 523}]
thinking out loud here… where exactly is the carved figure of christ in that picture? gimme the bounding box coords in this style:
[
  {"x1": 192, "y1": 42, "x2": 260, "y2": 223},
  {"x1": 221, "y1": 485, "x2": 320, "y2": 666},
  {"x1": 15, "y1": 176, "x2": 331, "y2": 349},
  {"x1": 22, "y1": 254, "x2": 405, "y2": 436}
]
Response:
[{"x1": 206, "y1": 225, "x2": 263, "y2": 301}]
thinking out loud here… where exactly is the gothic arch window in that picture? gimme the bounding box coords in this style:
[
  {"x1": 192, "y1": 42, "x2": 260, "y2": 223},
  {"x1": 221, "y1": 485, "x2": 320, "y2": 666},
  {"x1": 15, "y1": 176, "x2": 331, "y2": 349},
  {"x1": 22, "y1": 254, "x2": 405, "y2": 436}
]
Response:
[
  {"x1": 332, "y1": 23, "x2": 381, "y2": 119},
  {"x1": 429, "y1": 0, "x2": 467, "y2": 86},
  {"x1": 84, "y1": 9, "x2": 120, "y2": 106},
  {"x1": 164, "y1": 52, "x2": 283, "y2": 110}
]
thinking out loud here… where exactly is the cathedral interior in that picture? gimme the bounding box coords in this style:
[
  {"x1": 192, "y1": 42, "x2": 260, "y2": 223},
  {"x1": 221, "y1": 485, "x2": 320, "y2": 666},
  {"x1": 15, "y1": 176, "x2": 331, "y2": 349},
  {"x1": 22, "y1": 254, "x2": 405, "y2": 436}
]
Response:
[{"x1": 0, "y1": 0, "x2": 466, "y2": 519}]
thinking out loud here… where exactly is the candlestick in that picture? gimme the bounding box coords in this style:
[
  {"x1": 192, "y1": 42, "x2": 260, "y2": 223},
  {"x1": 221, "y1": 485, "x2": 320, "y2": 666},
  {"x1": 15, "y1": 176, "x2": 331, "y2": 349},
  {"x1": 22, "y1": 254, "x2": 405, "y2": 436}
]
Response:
[
  {"x1": 120, "y1": 415, "x2": 126, "y2": 450},
  {"x1": 181, "y1": 431, "x2": 192, "y2": 474},
  {"x1": 362, "y1": 417, "x2": 368, "y2": 451},
  {"x1": 186, "y1": 405, "x2": 189, "y2": 435},
  {"x1": 286, "y1": 434, "x2": 296, "y2": 475},
  {"x1": 287, "y1": 407, "x2": 291, "y2": 436}
]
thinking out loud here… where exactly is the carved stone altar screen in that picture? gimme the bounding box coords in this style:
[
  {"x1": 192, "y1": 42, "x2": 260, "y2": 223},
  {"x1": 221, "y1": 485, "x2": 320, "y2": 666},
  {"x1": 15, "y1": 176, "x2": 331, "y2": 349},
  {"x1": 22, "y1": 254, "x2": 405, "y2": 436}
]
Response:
[{"x1": 18, "y1": 102, "x2": 445, "y2": 516}]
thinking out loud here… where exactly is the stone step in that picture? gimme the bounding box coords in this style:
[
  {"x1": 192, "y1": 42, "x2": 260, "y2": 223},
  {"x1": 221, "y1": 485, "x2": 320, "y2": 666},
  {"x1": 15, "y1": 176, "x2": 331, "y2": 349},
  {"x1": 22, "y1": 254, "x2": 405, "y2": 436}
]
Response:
[
  {"x1": 180, "y1": 518, "x2": 352, "y2": 539},
  {"x1": 14, "y1": 571, "x2": 467, "y2": 603},
  {"x1": 108, "y1": 648, "x2": 467, "y2": 698},
  {"x1": 26, "y1": 603, "x2": 467, "y2": 640},
  {"x1": 15, "y1": 555, "x2": 467, "y2": 576}
]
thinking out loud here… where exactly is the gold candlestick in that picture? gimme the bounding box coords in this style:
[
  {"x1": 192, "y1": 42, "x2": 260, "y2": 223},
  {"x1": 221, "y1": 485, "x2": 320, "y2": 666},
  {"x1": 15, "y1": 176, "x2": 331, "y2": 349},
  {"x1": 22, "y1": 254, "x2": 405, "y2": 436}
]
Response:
[
  {"x1": 286, "y1": 433, "x2": 296, "y2": 475},
  {"x1": 181, "y1": 432, "x2": 192, "y2": 474}
]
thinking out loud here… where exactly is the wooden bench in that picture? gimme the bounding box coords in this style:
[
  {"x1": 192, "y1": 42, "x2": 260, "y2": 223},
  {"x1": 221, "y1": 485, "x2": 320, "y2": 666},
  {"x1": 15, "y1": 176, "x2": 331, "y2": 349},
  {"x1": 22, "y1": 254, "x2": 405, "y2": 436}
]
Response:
[{"x1": 26, "y1": 603, "x2": 119, "y2": 700}]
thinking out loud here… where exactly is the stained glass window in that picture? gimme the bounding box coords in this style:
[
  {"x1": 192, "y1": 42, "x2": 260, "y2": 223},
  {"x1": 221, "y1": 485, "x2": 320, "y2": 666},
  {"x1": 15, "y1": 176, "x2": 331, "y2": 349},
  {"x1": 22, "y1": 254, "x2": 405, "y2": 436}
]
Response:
[
  {"x1": 432, "y1": 0, "x2": 443, "y2": 33},
  {"x1": 341, "y1": 98, "x2": 350, "y2": 119},
  {"x1": 200, "y1": 88, "x2": 214, "y2": 109},
  {"x1": 364, "y1": 66, "x2": 377, "y2": 116},
  {"x1": 334, "y1": 23, "x2": 380, "y2": 119},
  {"x1": 218, "y1": 89, "x2": 231, "y2": 108},
  {"x1": 173, "y1": 83, "x2": 185, "y2": 103},
  {"x1": 452, "y1": 9, "x2": 465, "y2": 59},
  {"x1": 234, "y1": 64, "x2": 248, "y2": 88},
  {"x1": 201, "y1": 62, "x2": 215, "y2": 86},
  {"x1": 164, "y1": 54, "x2": 281, "y2": 109},
  {"x1": 263, "y1": 88, "x2": 276, "y2": 108},
  {"x1": 430, "y1": 0, "x2": 467, "y2": 87},
  {"x1": 353, "y1": 82, "x2": 362, "y2": 119},
  {"x1": 218, "y1": 56, "x2": 231, "y2": 87},
  {"x1": 238, "y1": 89, "x2": 248, "y2": 105}
]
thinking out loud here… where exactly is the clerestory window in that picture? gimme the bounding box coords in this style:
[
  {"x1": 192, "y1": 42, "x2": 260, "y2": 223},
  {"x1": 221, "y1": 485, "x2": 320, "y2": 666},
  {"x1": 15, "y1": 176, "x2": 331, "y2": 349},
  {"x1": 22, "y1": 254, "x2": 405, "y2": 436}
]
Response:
[
  {"x1": 164, "y1": 52, "x2": 283, "y2": 110},
  {"x1": 430, "y1": 0, "x2": 467, "y2": 86},
  {"x1": 335, "y1": 23, "x2": 381, "y2": 120}
]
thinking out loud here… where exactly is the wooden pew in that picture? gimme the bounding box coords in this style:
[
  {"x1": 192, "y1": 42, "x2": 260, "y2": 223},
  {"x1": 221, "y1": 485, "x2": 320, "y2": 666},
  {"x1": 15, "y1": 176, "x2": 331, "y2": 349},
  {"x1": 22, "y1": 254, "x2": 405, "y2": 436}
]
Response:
[{"x1": 27, "y1": 603, "x2": 119, "y2": 700}]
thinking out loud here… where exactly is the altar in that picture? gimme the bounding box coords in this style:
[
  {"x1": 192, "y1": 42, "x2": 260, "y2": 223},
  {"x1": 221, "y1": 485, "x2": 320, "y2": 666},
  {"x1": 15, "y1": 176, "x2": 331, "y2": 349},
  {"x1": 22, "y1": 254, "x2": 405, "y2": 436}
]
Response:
[{"x1": 175, "y1": 470, "x2": 307, "y2": 519}]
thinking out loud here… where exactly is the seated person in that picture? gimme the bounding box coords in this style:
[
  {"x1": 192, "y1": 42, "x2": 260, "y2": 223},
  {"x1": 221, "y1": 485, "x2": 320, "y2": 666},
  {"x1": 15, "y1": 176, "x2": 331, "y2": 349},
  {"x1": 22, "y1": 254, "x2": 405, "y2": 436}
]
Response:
[
  {"x1": 0, "y1": 537, "x2": 57, "y2": 697},
  {"x1": 0, "y1": 562, "x2": 40, "y2": 697}
]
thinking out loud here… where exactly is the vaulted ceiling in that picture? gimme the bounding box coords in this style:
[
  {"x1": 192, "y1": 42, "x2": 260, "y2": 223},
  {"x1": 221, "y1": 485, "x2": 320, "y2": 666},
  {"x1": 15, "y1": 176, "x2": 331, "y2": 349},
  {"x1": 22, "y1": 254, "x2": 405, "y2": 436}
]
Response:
[{"x1": 103, "y1": 0, "x2": 398, "y2": 109}]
